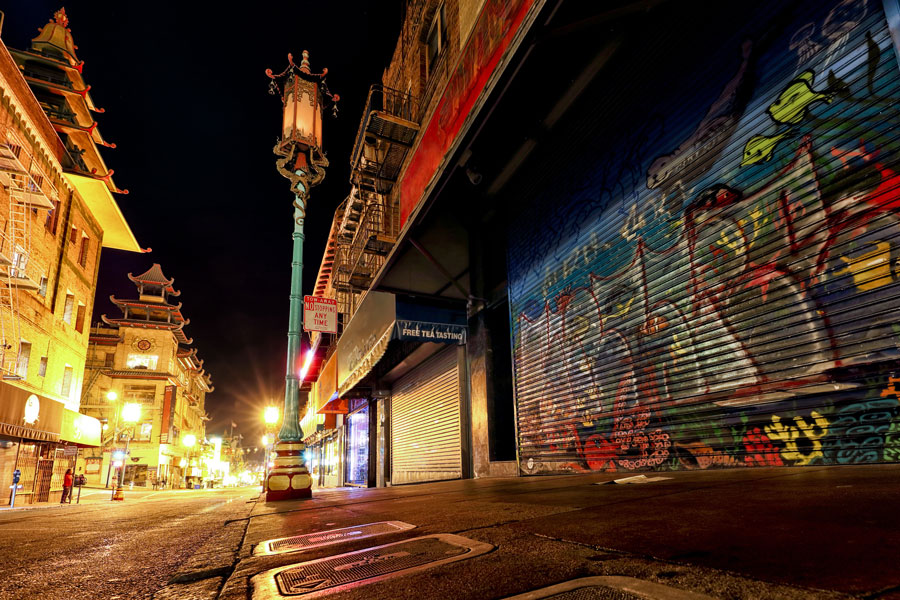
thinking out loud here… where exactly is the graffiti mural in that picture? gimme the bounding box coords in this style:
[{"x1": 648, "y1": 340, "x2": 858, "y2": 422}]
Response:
[{"x1": 509, "y1": 0, "x2": 900, "y2": 473}]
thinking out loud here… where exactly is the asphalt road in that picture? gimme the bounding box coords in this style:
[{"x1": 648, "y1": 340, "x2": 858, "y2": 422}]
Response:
[{"x1": 0, "y1": 486, "x2": 257, "y2": 600}]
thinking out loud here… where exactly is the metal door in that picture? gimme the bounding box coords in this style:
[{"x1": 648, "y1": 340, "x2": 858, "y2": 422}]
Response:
[
  {"x1": 507, "y1": 0, "x2": 900, "y2": 474},
  {"x1": 391, "y1": 346, "x2": 461, "y2": 484}
]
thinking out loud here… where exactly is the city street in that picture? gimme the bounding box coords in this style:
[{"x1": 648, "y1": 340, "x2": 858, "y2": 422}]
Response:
[{"x1": 0, "y1": 487, "x2": 257, "y2": 600}]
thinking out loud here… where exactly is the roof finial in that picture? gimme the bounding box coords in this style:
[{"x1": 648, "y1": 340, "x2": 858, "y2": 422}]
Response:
[
  {"x1": 53, "y1": 7, "x2": 69, "y2": 28},
  {"x1": 300, "y1": 50, "x2": 311, "y2": 74}
]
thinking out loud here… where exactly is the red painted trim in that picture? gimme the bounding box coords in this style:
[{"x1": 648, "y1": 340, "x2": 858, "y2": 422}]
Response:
[{"x1": 400, "y1": 0, "x2": 536, "y2": 225}]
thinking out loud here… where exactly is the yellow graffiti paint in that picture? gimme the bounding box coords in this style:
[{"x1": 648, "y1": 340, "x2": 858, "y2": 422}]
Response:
[
  {"x1": 767, "y1": 70, "x2": 833, "y2": 125},
  {"x1": 836, "y1": 241, "x2": 894, "y2": 291},
  {"x1": 741, "y1": 132, "x2": 791, "y2": 166},
  {"x1": 765, "y1": 411, "x2": 829, "y2": 466}
]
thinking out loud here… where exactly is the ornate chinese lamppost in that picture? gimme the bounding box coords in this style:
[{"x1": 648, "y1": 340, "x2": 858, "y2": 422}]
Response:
[{"x1": 264, "y1": 51, "x2": 337, "y2": 501}]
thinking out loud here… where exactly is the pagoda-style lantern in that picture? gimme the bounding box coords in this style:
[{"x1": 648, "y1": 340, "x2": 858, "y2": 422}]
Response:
[
  {"x1": 280, "y1": 52, "x2": 324, "y2": 151},
  {"x1": 264, "y1": 51, "x2": 337, "y2": 502}
]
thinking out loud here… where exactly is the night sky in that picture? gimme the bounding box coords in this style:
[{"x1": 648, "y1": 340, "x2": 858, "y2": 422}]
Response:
[{"x1": 1, "y1": 2, "x2": 402, "y2": 447}]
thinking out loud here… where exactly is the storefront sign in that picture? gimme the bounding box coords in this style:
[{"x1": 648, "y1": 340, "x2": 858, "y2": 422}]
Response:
[
  {"x1": 59, "y1": 409, "x2": 102, "y2": 447},
  {"x1": 304, "y1": 296, "x2": 338, "y2": 334},
  {"x1": 160, "y1": 385, "x2": 176, "y2": 443},
  {"x1": 400, "y1": 0, "x2": 540, "y2": 225},
  {"x1": 394, "y1": 320, "x2": 466, "y2": 343},
  {"x1": 0, "y1": 383, "x2": 64, "y2": 442}
]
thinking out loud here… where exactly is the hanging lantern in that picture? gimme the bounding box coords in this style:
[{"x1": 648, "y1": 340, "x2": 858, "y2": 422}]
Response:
[{"x1": 281, "y1": 51, "x2": 323, "y2": 151}]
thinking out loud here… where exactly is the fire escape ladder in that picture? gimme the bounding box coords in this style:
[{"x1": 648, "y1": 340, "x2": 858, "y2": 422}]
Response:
[{"x1": 0, "y1": 127, "x2": 57, "y2": 376}]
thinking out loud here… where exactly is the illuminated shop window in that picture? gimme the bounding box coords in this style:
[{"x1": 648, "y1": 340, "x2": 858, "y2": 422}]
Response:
[{"x1": 126, "y1": 354, "x2": 158, "y2": 370}]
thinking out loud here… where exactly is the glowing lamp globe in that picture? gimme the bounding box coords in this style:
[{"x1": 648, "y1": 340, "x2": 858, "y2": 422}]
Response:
[
  {"x1": 281, "y1": 52, "x2": 323, "y2": 151},
  {"x1": 122, "y1": 403, "x2": 141, "y2": 423}
]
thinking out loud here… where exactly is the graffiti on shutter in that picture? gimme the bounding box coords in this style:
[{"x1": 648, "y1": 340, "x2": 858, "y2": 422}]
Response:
[{"x1": 509, "y1": 0, "x2": 900, "y2": 474}]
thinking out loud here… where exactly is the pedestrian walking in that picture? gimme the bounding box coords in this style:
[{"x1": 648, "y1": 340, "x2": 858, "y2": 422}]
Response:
[{"x1": 60, "y1": 468, "x2": 73, "y2": 503}]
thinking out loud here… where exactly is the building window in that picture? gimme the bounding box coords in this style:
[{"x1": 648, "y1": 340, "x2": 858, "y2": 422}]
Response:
[
  {"x1": 38, "y1": 276, "x2": 48, "y2": 297},
  {"x1": 62, "y1": 293, "x2": 74, "y2": 323},
  {"x1": 45, "y1": 200, "x2": 59, "y2": 234},
  {"x1": 78, "y1": 235, "x2": 89, "y2": 267},
  {"x1": 426, "y1": 3, "x2": 447, "y2": 77},
  {"x1": 74, "y1": 303, "x2": 86, "y2": 333},
  {"x1": 69, "y1": 225, "x2": 77, "y2": 245},
  {"x1": 126, "y1": 354, "x2": 158, "y2": 370},
  {"x1": 15, "y1": 342, "x2": 31, "y2": 378},
  {"x1": 61, "y1": 365, "x2": 74, "y2": 398},
  {"x1": 104, "y1": 352, "x2": 115, "y2": 367},
  {"x1": 136, "y1": 422, "x2": 153, "y2": 441},
  {"x1": 124, "y1": 384, "x2": 156, "y2": 405},
  {"x1": 38, "y1": 356, "x2": 47, "y2": 377}
]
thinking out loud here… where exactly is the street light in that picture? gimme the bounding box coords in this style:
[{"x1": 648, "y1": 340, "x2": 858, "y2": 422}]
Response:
[
  {"x1": 265, "y1": 51, "x2": 337, "y2": 501},
  {"x1": 264, "y1": 406, "x2": 279, "y2": 425},
  {"x1": 104, "y1": 390, "x2": 119, "y2": 488},
  {"x1": 112, "y1": 402, "x2": 141, "y2": 500},
  {"x1": 182, "y1": 434, "x2": 197, "y2": 489}
]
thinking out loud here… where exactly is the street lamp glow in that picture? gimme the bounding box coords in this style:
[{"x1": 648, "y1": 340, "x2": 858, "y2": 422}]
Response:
[
  {"x1": 106, "y1": 390, "x2": 118, "y2": 401},
  {"x1": 264, "y1": 406, "x2": 279, "y2": 425},
  {"x1": 182, "y1": 434, "x2": 197, "y2": 448},
  {"x1": 262, "y1": 434, "x2": 270, "y2": 446},
  {"x1": 121, "y1": 403, "x2": 141, "y2": 423}
]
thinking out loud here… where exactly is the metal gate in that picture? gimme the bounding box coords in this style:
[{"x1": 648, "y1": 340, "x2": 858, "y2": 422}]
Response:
[
  {"x1": 508, "y1": 0, "x2": 900, "y2": 474},
  {"x1": 391, "y1": 346, "x2": 461, "y2": 484}
]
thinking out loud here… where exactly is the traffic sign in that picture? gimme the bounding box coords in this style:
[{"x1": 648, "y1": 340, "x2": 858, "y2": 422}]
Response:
[{"x1": 303, "y1": 296, "x2": 337, "y2": 334}]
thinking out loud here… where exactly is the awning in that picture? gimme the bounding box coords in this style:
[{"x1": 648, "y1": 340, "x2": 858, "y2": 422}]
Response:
[
  {"x1": 0, "y1": 383, "x2": 65, "y2": 442},
  {"x1": 59, "y1": 409, "x2": 101, "y2": 447},
  {"x1": 64, "y1": 173, "x2": 142, "y2": 252},
  {"x1": 335, "y1": 291, "x2": 466, "y2": 398}
]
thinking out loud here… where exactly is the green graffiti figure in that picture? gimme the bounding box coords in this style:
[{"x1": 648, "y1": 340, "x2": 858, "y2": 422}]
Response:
[
  {"x1": 741, "y1": 131, "x2": 790, "y2": 165},
  {"x1": 767, "y1": 70, "x2": 833, "y2": 125}
]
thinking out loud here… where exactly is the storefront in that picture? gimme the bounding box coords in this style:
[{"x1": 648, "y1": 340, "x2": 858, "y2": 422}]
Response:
[
  {"x1": 0, "y1": 383, "x2": 100, "y2": 503},
  {"x1": 344, "y1": 398, "x2": 369, "y2": 486},
  {"x1": 331, "y1": 291, "x2": 467, "y2": 487}
]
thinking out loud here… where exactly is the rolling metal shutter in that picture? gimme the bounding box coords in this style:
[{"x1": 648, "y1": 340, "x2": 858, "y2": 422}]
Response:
[
  {"x1": 391, "y1": 346, "x2": 462, "y2": 484},
  {"x1": 508, "y1": 0, "x2": 900, "y2": 474}
]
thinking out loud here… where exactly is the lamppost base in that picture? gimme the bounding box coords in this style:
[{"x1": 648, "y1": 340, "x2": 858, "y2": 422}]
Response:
[
  {"x1": 112, "y1": 485, "x2": 125, "y2": 501},
  {"x1": 265, "y1": 440, "x2": 312, "y2": 501}
]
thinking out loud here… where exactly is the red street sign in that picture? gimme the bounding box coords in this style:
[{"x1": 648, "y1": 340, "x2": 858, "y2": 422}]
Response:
[{"x1": 304, "y1": 296, "x2": 337, "y2": 334}]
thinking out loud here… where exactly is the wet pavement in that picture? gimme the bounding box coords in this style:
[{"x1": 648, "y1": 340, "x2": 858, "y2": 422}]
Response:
[{"x1": 0, "y1": 486, "x2": 257, "y2": 600}]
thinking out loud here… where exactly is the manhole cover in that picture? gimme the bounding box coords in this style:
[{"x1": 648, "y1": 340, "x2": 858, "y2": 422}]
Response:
[
  {"x1": 254, "y1": 521, "x2": 416, "y2": 556},
  {"x1": 502, "y1": 577, "x2": 714, "y2": 600},
  {"x1": 251, "y1": 534, "x2": 493, "y2": 598}
]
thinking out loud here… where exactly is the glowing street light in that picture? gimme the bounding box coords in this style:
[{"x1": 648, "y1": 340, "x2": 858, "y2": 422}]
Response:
[
  {"x1": 265, "y1": 50, "x2": 337, "y2": 501},
  {"x1": 182, "y1": 434, "x2": 197, "y2": 448},
  {"x1": 106, "y1": 390, "x2": 118, "y2": 401},
  {"x1": 264, "y1": 406, "x2": 279, "y2": 425},
  {"x1": 112, "y1": 402, "x2": 141, "y2": 500}
]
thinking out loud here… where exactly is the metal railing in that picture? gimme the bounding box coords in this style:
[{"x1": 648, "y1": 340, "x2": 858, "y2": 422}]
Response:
[{"x1": 350, "y1": 84, "x2": 419, "y2": 172}]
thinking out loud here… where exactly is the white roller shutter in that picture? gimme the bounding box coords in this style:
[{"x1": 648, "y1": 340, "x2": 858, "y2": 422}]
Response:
[{"x1": 391, "y1": 346, "x2": 462, "y2": 484}]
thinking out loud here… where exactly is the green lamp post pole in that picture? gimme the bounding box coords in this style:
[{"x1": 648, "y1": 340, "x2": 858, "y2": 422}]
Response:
[{"x1": 264, "y1": 51, "x2": 337, "y2": 501}]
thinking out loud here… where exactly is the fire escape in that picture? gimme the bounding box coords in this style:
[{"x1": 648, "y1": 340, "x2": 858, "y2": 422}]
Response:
[
  {"x1": 0, "y1": 126, "x2": 57, "y2": 377},
  {"x1": 333, "y1": 85, "x2": 418, "y2": 318}
]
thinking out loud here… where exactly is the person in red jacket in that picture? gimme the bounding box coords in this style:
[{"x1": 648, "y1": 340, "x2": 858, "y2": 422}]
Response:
[{"x1": 61, "y1": 468, "x2": 73, "y2": 503}]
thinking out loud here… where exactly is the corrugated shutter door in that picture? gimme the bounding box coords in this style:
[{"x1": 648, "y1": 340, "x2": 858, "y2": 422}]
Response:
[
  {"x1": 508, "y1": 0, "x2": 900, "y2": 474},
  {"x1": 391, "y1": 346, "x2": 461, "y2": 484}
]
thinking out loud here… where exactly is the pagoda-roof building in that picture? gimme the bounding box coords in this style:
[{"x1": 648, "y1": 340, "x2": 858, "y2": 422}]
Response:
[
  {"x1": 8, "y1": 8, "x2": 141, "y2": 252},
  {"x1": 101, "y1": 264, "x2": 193, "y2": 344}
]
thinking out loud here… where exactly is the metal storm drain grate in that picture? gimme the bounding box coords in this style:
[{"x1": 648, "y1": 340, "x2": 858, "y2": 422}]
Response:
[
  {"x1": 254, "y1": 521, "x2": 416, "y2": 556},
  {"x1": 251, "y1": 534, "x2": 493, "y2": 598},
  {"x1": 502, "y1": 576, "x2": 715, "y2": 600}
]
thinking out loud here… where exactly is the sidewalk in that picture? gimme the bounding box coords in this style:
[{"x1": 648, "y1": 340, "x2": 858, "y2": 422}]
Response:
[
  {"x1": 1, "y1": 485, "x2": 188, "y2": 510},
  {"x1": 203, "y1": 465, "x2": 900, "y2": 600}
]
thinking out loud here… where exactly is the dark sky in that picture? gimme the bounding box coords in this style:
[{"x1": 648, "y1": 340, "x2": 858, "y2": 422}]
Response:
[{"x1": 1, "y1": 1, "x2": 402, "y2": 447}]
